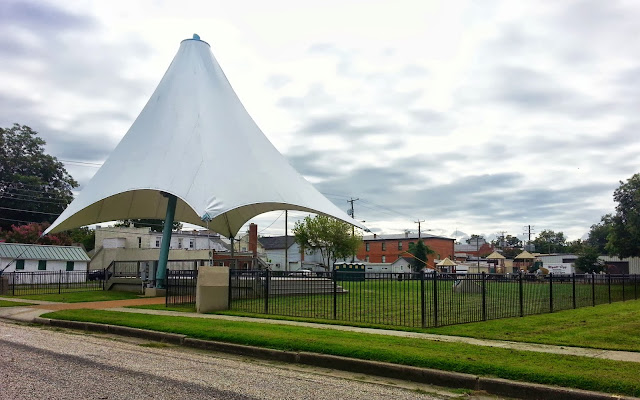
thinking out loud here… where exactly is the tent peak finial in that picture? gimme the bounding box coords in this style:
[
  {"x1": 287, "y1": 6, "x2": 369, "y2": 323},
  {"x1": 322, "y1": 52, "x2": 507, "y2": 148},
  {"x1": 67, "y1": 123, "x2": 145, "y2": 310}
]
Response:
[{"x1": 193, "y1": 33, "x2": 201, "y2": 40}]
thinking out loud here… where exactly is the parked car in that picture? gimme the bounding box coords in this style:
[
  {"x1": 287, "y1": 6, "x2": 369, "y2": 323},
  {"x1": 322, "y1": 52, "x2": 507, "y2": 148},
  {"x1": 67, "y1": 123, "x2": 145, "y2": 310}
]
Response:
[{"x1": 87, "y1": 269, "x2": 112, "y2": 281}]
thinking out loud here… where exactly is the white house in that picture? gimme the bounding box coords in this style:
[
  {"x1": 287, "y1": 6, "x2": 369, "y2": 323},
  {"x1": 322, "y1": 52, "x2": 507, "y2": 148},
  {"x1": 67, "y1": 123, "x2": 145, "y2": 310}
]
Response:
[
  {"x1": 258, "y1": 236, "x2": 325, "y2": 271},
  {"x1": 0, "y1": 243, "x2": 90, "y2": 284}
]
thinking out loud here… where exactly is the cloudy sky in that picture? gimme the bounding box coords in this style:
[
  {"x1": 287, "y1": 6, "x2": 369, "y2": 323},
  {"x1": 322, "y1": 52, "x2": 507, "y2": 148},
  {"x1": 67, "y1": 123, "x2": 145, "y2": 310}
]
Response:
[{"x1": 1, "y1": 0, "x2": 639, "y2": 243}]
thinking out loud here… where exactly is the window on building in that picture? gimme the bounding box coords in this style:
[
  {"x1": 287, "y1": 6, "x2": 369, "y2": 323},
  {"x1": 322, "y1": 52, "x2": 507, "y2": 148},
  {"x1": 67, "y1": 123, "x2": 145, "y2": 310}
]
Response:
[
  {"x1": 38, "y1": 260, "x2": 46, "y2": 270},
  {"x1": 365, "y1": 256, "x2": 369, "y2": 262},
  {"x1": 381, "y1": 242, "x2": 386, "y2": 251},
  {"x1": 189, "y1": 239, "x2": 195, "y2": 249},
  {"x1": 365, "y1": 243, "x2": 370, "y2": 252},
  {"x1": 16, "y1": 260, "x2": 24, "y2": 270},
  {"x1": 66, "y1": 261, "x2": 74, "y2": 271},
  {"x1": 178, "y1": 238, "x2": 183, "y2": 249},
  {"x1": 155, "y1": 237, "x2": 161, "y2": 247},
  {"x1": 382, "y1": 255, "x2": 386, "y2": 262},
  {"x1": 398, "y1": 241, "x2": 403, "y2": 250},
  {"x1": 137, "y1": 237, "x2": 142, "y2": 248}
]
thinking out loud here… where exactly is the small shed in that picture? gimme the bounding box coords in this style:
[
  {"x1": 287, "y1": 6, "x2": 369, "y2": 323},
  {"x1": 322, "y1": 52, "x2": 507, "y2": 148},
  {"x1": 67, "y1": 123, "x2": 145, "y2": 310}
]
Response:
[{"x1": 0, "y1": 242, "x2": 90, "y2": 279}]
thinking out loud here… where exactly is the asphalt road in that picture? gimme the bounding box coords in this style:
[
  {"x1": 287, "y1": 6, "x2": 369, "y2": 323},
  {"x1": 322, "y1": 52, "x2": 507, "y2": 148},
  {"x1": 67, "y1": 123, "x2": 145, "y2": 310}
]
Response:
[{"x1": 0, "y1": 321, "x2": 456, "y2": 400}]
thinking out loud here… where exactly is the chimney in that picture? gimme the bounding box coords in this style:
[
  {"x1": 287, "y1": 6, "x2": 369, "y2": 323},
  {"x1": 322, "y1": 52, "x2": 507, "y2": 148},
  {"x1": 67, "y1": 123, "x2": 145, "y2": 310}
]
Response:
[
  {"x1": 405, "y1": 231, "x2": 409, "y2": 238},
  {"x1": 249, "y1": 223, "x2": 258, "y2": 257},
  {"x1": 373, "y1": 233, "x2": 377, "y2": 239}
]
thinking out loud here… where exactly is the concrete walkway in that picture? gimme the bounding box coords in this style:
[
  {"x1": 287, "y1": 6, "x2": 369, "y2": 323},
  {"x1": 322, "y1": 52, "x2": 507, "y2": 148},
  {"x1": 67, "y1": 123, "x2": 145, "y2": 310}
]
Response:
[{"x1": 1, "y1": 296, "x2": 639, "y2": 363}]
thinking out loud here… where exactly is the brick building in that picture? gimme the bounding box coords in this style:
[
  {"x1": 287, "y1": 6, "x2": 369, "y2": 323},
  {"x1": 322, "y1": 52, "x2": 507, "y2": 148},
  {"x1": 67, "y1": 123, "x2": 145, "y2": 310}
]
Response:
[{"x1": 357, "y1": 233, "x2": 455, "y2": 268}]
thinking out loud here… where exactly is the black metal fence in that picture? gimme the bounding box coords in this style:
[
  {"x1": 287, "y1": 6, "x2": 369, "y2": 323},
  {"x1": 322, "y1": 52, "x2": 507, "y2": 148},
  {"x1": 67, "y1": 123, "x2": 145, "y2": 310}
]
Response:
[
  {"x1": 166, "y1": 269, "x2": 198, "y2": 306},
  {"x1": 229, "y1": 271, "x2": 640, "y2": 328},
  {"x1": 2, "y1": 270, "x2": 106, "y2": 296}
]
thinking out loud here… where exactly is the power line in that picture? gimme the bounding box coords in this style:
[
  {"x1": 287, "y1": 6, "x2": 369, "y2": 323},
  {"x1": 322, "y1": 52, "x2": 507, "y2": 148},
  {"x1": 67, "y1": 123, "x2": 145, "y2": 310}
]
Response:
[
  {"x1": 58, "y1": 159, "x2": 103, "y2": 167},
  {"x1": 0, "y1": 206, "x2": 61, "y2": 215}
]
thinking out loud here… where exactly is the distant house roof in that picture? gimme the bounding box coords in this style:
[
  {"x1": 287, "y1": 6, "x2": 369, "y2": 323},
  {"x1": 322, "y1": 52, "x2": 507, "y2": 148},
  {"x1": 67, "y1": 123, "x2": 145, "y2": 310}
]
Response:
[
  {"x1": 258, "y1": 236, "x2": 296, "y2": 250},
  {"x1": 391, "y1": 257, "x2": 413, "y2": 266},
  {"x1": 0, "y1": 243, "x2": 90, "y2": 261},
  {"x1": 363, "y1": 233, "x2": 453, "y2": 241}
]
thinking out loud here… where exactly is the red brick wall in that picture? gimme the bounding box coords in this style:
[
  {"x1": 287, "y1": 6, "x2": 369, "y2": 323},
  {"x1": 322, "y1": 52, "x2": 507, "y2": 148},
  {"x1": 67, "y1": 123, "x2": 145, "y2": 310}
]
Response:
[{"x1": 357, "y1": 238, "x2": 455, "y2": 268}]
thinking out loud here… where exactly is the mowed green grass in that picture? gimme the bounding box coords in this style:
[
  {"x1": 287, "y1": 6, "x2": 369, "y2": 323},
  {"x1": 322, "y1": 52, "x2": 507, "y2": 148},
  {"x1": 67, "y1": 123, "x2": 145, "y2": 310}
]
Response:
[
  {"x1": 42, "y1": 308, "x2": 640, "y2": 397},
  {"x1": 229, "y1": 277, "x2": 633, "y2": 328},
  {"x1": 0, "y1": 300, "x2": 35, "y2": 307},
  {"x1": 12, "y1": 291, "x2": 141, "y2": 303}
]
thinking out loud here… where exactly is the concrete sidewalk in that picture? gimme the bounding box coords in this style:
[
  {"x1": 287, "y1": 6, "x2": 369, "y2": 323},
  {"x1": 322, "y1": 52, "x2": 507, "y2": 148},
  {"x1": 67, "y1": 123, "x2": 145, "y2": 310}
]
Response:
[{"x1": 1, "y1": 295, "x2": 640, "y2": 363}]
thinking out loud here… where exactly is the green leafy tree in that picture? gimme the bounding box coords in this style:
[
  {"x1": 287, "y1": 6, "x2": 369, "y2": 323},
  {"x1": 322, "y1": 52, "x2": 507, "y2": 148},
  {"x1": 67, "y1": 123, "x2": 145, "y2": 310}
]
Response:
[
  {"x1": 114, "y1": 218, "x2": 182, "y2": 232},
  {"x1": 491, "y1": 234, "x2": 522, "y2": 248},
  {"x1": 407, "y1": 240, "x2": 436, "y2": 271},
  {"x1": 466, "y1": 234, "x2": 484, "y2": 244},
  {"x1": 606, "y1": 173, "x2": 640, "y2": 258},
  {"x1": 532, "y1": 230, "x2": 567, "y2": 253},
  {"x1": 565, "y1": 239, "x2": 586, "y2": 254},
  {"x1": 0, "y1": 124, "x2": 77, "y2": 231},
  {"x1": 575, "y1": 246, "x2": 605, "y2": 273},
  {"x1": 587, "y1": 214, "x2": 613, "y2": 254},
  {"x1": 68, "y1": 226, "x2": 96, "y2": 251},
  {"x1": 293, "y1": 215, "x2": 362, "y2": 270}
]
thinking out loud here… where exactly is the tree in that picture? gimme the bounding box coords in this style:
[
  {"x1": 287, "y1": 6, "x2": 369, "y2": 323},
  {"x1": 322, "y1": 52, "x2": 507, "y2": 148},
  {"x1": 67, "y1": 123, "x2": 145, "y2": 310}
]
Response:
[
  {"x1": 466, "y1": 234, "x2": 484, "y2": 244},
  {"x1": 606, "y1": 173, "x2": 640, "y2": 258},
  {"x1": 114, "y1": 219, "x2": 182, "y2": 232},
  {"x1": 0, "y1": 222, "x2": 72, "y2": 245},
  {"x1": 532, "y1": 230, "x2": 567, "y2": 253},
  {"x1": 0, "y1": 124, "x2": 78, "y2": 231},
  {"x1": 68, "y1": 226, "x2": 96, "y2": 252},
  {"x1": 293, "y1": 215, "x2": 362, "y2": 270},
  {"x1": 407, "y1": 240, "x2": 436, "y2": 271},
  {"x1": 574, "y1": 246, "x2": 605, "y2": 273},
  {"x1": 491, "y1": 234, "x2": 522, "y2": 248},
  {"x1": 587, "y1": 214, "x2": 613, "y2": 254}
]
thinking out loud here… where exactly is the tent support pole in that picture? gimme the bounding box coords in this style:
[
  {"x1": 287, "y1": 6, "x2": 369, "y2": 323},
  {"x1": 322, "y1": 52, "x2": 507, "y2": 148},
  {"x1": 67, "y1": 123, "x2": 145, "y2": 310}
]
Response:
[{"x1": 156, "y1": 193, "x2": 177, "y2": 289}]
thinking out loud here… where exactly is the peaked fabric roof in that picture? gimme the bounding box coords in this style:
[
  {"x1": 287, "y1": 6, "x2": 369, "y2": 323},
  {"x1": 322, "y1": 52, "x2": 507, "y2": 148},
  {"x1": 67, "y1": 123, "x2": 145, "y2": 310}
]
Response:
[
  {"x1": 0, "y1": 243, "x2": 90, "y2": 261},
  {"x1": 486, "y1": 251, "x2": 506, "y2": 259},
  {"x1": 45, "y1": 37, "x2": 366, "y2": 238}
]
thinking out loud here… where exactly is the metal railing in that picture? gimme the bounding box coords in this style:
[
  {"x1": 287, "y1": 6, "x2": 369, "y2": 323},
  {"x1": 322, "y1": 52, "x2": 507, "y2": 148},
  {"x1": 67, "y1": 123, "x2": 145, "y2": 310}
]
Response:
[
  {"x1": 229, "y1": 271, "x2": 640, "y2": 328},
  {"x1": 3, "y1": 270, "x2": 106, "y2": 296},
  {"x1": 166, "y1": 269, "x2": 198, "y2": 306}
]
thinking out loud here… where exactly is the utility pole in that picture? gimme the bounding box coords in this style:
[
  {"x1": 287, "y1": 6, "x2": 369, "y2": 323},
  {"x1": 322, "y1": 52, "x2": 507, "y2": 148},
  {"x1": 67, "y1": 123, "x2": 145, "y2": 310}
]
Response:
[
  {"x1": 523, "y1": 225, "x2": 534, "y2": 250},
  {"x1": 414, "y1": 219, "x2": 425, "y2": 239},
  {"x1": 347, "y1": 198, "x2": 359, "y2": 262}
]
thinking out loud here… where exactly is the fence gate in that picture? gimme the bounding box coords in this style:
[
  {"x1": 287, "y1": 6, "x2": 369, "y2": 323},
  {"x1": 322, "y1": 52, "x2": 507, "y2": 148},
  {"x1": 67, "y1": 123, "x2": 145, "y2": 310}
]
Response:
[{"x1": 166, "y1": 269, "x2": 198, "y2": 306}]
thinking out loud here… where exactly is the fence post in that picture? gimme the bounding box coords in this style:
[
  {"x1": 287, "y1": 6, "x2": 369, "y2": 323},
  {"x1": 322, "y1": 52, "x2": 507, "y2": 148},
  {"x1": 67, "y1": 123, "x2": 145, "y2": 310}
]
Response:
[
  {"x1": 572, "y1": 273, "x2": 576, "y2": 309},
  {"x1": 420, "y1": 270, "x2": 426, "y2": 328},
  {"x1": 332, "y1": 268, "x2": 337, "y2": 320},
  {"x1": 58, "y1": 270, "x2": 62, "y2": 294},
  {"x1": 608, "y1": 273, "x2": 612, "y2": 304},
  {"x1": 592, "y1": 273, "x2": 596, "y2": 307},
  {"x1": 635, "y1": 274, "x2": 638, "y2": 300},
  {"x1": 432, "y1": 271, "x2": 438, "y2": 327},
  {"x1": 622, "y1": 274, "x2": 626, "y2": 302},
  {"x1": 519, "y1": 272, "x2": 524, "y2": 317},
  {"x1": 549, "y1": 273, "x2": 553, "y2": 313},
  {"x1": 103, "y1": 268, "x2": 106, "y2": 291},
  {"x1": 264, "y1": 269, "x2": 270, "y2": 314},
  {"x1": 12, "y1": 272, "x2": 15, "y2": 296},
  {"x1": 481, "y1": 272, "x2": 486, "y2": 321}
]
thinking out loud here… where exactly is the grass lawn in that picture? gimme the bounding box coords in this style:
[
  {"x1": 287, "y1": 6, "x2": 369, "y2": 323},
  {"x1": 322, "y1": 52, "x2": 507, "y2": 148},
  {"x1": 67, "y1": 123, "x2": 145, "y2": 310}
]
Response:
[
  {"x1": 42, "y1": 308, "x2": 640, "y2": 397},
  {"x1": 130, "y1": 304, "x2": 196, "y2": 313},
  {"x1": 13, "y1": 291, "x2": 141, "y2": 303},
  {"x1": 0, "y1": 300, "x2": 35, "y2": 307}
]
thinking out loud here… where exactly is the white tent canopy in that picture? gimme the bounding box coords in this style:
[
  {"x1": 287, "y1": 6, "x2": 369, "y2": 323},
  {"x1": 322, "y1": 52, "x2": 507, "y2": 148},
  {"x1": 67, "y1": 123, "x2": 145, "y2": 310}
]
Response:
[{"x1": 45, "y1": 36, "x2": 366, "y2": 238}]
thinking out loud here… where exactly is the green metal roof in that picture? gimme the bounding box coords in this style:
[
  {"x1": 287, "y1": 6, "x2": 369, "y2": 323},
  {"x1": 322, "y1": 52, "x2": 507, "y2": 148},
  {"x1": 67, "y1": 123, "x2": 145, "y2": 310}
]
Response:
[{"x1": 0, "y1": 243, "x2": 90, "y2": 261}]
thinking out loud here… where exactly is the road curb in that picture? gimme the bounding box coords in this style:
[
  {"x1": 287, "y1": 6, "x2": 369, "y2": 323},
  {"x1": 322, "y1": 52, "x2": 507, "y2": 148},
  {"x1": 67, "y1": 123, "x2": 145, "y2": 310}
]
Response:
[{"x1": 28, "y1": 317, "x2": 638, "y2": 400}]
